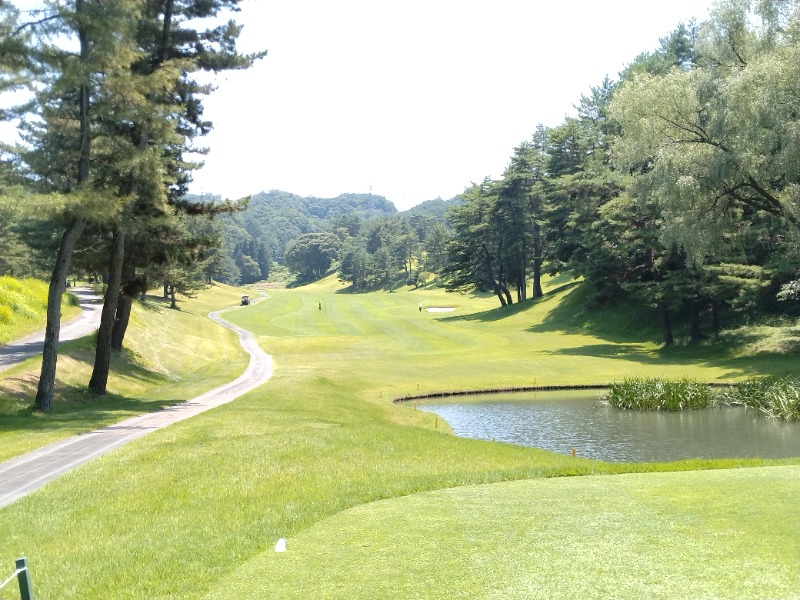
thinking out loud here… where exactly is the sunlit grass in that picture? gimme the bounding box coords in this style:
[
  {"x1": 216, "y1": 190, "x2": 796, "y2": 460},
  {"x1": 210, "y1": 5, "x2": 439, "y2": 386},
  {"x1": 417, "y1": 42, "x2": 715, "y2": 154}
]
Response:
[
  {"x1": 208, "y1": 466, "x2": 800, "y2": 600},
  {"x1": 0, "y1": 275, "x2": 797, "y2": 598},
  {"x1": 0, "y1": 282, "x2": 249, "y2": 462},
  {"x1": 0, "y1": 277, "x2": 80, "y2": 345}
]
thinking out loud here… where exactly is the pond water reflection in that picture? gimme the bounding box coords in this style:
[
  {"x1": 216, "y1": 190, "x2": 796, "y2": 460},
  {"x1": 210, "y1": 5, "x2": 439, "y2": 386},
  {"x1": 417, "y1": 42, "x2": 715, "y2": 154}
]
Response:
[{"x1": 418, "y1": 390, "x2": 800, "y2": 462}]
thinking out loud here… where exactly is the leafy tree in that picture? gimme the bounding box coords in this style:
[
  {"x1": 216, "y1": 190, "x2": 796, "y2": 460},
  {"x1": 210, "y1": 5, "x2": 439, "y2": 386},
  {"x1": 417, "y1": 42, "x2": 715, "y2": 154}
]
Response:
[
  {"x1": 338, "y1": 238, "x2": 371, "y2": 291},
  {"x1": 495, "y1": 134, "x2": 550, "y2": 301},
  {"x1": 421, "y1": 222, "x2": 451, "y2": 277},
  {"x1": 284, "y1": 232, "x2": 341, "y2": 281},
  {"x1": 387, "y1": 218, "x2": 418, "y2": 277},
  {"x1": 445, "y1": 179, "x2": 513, "y2": 306},
  {"x1": 610, "y1": 0, "x2": 800, "y2": 259},
  {"x1": 8, "y1": 0, "x2": 144, "y2": 411},
  {"x1": 86, "y1": 0, "x2": 261, "y2": 394},
  {"x1": 235, "y1": 251, "x2": 262, "y2": 284},
  {"x1": 622, "y1": 21, "x2": 699, "y2": 78}
]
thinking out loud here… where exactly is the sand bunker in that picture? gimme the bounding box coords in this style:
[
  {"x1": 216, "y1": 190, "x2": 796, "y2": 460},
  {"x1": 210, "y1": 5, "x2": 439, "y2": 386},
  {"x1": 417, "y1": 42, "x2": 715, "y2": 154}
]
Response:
[{"x1": 425, "y1": 306, "x2": 456, "y2": 312}]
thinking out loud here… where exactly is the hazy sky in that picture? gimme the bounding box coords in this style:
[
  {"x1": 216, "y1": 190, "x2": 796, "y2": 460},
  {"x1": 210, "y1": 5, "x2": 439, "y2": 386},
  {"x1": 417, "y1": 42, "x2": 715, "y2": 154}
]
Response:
[
  {"x1": 192, "y1": 0, "x2": 716, "y2": 210},
  {"x1": 5, "y1": 1, "x2": 717, "y2": 211}
]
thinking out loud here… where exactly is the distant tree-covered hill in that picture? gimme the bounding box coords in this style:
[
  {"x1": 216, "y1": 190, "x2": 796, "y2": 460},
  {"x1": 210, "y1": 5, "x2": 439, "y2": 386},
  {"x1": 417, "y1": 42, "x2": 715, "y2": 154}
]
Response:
[
  {"x1": 226, "y1": 191, "x2": 397, "y2": 263},
  {"x1": 192, "y1": 190, "x2": 458, "y2": 285},
  {"x1": 402, "y1": 196, "x2": 463, "y2": 221}
]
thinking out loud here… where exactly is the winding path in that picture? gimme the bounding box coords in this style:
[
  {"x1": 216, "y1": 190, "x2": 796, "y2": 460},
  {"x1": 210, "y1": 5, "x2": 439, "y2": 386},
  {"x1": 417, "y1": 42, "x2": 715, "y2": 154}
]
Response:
[
  {"x1": 0, "y1": 287, "x2": 104, "y2": 373},
  {"x1": 0, "y1": 299, "x2": 272, "y2": 509}
]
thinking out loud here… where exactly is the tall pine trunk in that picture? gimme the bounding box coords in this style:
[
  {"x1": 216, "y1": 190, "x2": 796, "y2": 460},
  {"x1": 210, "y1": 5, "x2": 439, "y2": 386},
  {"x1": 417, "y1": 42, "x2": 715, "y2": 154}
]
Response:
[
  {"x1": 649, "y1": 250, "x2": 674, "y2": 347},
  {"x1": 35, "y1": 217, "x2": 86, "y2": 412},
  {"x1": 36, "y1": 4, "x2": 91, "y2": 412},
  {"x1": 482, "y1": 244, "x2": 507, "y2": 306},
  {"x1": 531, "y1": 223, "x2": 543, "y2": 299},
  {"x1": 689, "y1": 298, "x2": 702, "y2": 343},
  {"x1": 111, "y1": 257, "x2": 137, "y2": 351},
  {"x1": 710, "y1": 299, "x2": 721, "y2": 336},
  {"x1": 89, "y1": 228, "x2": 124, "y2": 395},
  {"x1": 658, "y1": 301, "x2": 674, "y2": 347}
]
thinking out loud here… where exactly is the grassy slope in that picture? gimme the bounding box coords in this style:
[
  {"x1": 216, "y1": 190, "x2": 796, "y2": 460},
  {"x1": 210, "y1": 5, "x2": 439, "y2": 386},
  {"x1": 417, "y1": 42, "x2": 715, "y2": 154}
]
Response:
[
  {"x1": 0, "y1": 283, "x2": 249, "y2": 461},
  {"x1": 0, "y1": 277, "x2": 81, "y2": 345},
  {"x1": 0, "y1": 276, "x2": 797, "y2": 598}
]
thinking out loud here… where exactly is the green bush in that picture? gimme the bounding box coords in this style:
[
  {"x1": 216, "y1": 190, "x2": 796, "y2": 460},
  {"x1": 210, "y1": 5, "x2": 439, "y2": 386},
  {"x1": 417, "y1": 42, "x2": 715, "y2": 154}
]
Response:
[
  {"x1": 602, "y1": 377, "x2": 716, "y2": 411},
  {"x1": 720, "y1": 377, "x2": 800, "y2": 421}
]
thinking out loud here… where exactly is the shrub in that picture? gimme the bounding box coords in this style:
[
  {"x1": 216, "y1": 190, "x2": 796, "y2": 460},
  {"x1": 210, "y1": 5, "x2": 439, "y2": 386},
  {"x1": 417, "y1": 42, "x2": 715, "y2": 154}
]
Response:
[
  {"x1": 720, "y1": 377, "x2": 800, "y2": 421},
  {"x1": 602, "y1": 377, "x2": 716, "y2": 411}
]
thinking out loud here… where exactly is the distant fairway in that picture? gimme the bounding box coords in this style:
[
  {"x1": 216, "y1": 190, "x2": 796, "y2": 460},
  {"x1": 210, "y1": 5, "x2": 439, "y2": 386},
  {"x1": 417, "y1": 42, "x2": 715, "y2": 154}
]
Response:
[{"x1": 0, "y1": 276, "x2": 797, "y2": 598}]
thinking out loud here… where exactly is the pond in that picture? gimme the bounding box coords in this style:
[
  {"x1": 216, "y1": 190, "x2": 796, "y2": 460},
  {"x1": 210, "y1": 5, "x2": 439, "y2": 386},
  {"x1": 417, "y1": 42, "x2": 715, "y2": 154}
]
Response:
[{"x1": 417, "y1": 390, "x2": 800, "y2": 463}]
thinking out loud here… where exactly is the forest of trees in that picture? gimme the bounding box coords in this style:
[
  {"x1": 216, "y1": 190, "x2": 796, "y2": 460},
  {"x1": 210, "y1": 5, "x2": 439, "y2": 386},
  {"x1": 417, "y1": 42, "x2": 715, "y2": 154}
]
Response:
[
  {"x1": 439, "y1": 1, "x2": 800, "y2": 346},
  {"x1": 0, "y1": 0, "x2": 797, "y2": 408}
]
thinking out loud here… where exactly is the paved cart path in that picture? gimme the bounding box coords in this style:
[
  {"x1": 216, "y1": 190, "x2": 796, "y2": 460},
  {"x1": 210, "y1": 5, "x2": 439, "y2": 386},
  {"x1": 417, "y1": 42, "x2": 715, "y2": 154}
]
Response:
[
  {"x1": 0, "y1": 301, "x2": 272, "y2": 509},
  {"x1": 0, "y1": 287, "x2": 103, "y2": 373}
]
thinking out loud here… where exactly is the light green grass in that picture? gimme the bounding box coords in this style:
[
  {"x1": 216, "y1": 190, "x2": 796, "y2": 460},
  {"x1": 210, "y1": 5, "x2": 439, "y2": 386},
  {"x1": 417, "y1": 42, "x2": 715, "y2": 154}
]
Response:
[
  {"x1": 0, "y1": 276, "x2": 797, "y2": 598},
  {"x1": 209, "y1": 465, "x2": 800, "y2": 599},
  {"x1": 0, "y1": 283, "x2": 249, "y2": 461},
  {"x1": 0, "y1": 277, "x2": 80, "y2": 345}
]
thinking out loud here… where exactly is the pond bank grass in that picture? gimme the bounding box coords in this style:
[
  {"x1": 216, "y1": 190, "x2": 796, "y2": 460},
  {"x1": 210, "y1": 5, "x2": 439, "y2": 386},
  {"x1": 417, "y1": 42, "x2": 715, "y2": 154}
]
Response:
[
  {"x1": 602, "y1": 378, "x2": 717, "y2": 411},
  {"x1": 721, "y1": 376, "x2": 800, "y2": 421},
  {"x1": 602, "y1": 376, "x2": 800, "y2": 421}
]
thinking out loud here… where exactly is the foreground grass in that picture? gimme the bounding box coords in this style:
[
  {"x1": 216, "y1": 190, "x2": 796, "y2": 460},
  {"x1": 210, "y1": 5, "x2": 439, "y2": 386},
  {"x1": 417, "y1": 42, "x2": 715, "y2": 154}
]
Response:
[
  {"x1": 210, "y1": 466, "x2": 800, "y2": 599},
  {"x1": 0, "y1": 277, "x2": 797, "y2": 598},
  {"x1": 0, "y1": 277, "x2": 80, "y2": 345},
  {"x1": 0, "y1": 283, "x2": 249, "y2": 462}
]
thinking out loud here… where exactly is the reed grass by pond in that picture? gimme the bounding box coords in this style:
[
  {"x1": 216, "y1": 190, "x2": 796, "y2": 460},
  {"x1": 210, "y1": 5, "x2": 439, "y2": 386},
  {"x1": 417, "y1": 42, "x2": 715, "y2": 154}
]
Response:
[
  {"x1": 721, "y1": 376, "x2": 800, "y2": 420},
  {"x1": 602, "y1": 376, "x2": 800, "y2": 421}
]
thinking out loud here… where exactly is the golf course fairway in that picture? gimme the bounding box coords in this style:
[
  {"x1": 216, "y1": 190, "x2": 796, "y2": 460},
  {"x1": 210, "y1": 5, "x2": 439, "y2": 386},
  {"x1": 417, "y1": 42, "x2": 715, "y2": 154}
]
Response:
[{"x1": 0, "y1": 277, "x2": 797, "y2": 598}]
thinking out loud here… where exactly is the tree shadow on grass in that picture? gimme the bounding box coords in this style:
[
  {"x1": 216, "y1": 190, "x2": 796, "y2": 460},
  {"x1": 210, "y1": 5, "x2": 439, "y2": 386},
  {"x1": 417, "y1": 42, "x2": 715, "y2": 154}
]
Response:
[
  {"x1": 541, "y1": 341, "x2": 796, "y2": 380},
  {"x1": 0, "y1": 338, "x2": 178, "y2": 435},
  {"x1": 438, "y1": 284, "x2": 580, "y2": 324},
  {"x1": 138, "y1": 296, "x2": 171, "y2": 312},
  {"x1": 0, "y1": 388, "x2": 187, "y2": 435},
  {"x1": 441, "y1": 280, "x2": 798, "y2": 381}
]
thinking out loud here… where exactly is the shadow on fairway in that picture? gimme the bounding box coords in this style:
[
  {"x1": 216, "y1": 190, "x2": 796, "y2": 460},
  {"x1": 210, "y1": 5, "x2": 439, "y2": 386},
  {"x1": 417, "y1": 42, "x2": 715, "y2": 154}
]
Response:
[
  {"x1": 0, "y1": 388, "x2": 183, "y2": 434},
  {"x1": 438, "y1": 285, "x2": 578, "y2": 324},
  {"x1": 0, "y1": 339, "x2": 173, "y2": 434}
]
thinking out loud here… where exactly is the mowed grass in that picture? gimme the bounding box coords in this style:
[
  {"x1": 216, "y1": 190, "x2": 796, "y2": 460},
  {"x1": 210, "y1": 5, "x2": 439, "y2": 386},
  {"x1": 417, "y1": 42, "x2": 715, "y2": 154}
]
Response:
[
  {"x1": 0, "y1": 276, "x2": 797, "y2": 598},
  {"x1": 0, "y1": 283, "x2": 249, "y2": 461},
  {"x1": 210, "y1": 466, "x2": 800, "y2": 600}
]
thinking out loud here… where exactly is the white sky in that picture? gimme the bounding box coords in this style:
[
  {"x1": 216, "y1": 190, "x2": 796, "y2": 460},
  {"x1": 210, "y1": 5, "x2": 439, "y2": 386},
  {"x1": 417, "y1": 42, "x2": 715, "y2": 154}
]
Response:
[
  {"x1": 193, "y1": 0, "x2": 715, "y2": 210},
  {"x1": 4, "y1": 1, "x2": 716, "y2": 211}
]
